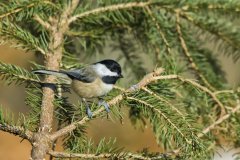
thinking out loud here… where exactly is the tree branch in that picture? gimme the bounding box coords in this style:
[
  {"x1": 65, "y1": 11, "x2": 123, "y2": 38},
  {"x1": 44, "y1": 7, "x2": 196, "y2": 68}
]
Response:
[
  {"x1": 169, "y1": 101, "x2": 240, "y2": 157},
  {"x1": 0, "y1": 1, "x2": 55, "y2": 20},
  {"x1": 175, "y1": 10, "x2": 216, "y2": 91},
  {"x1": 0, "y1": 123, "x2": 33, "y2": 142},
  {"x1": 33, "y1": 15, "x2": 51, "y2": 30},
  {"x1": 141, "y1": 87, "x2": 185, "y2": 116},
  {"x1": 178, "y1": 10, "x2": 240, "y2": 52},
  {"x1": 50, "y1": 68, "x2": 165, "y2": 140},
  {"x1": 48, "y1": 151, "x2": 112, "y2": 159},
  {"x1": 145, "y1": 6, "x2": 172, "y2": 55},
  {"x1": 50, "y1": 70, "x2": 229, "y2": 141},
  {"x1": 48, "y1": 150, "x2": 162, "y2": 159},
  {"x1": 68, "y1": 1, "x2": 152, "y2": 24},
  {"x1": 197, "y1": 101, "x2": 240, "y2": 138},
  {"x1": 31, "y1": 0, "x2": 80, "y2": 159},
  {"x1": 214, "y1": 87, "x2": 240, "y2": 95},
  {"x1": 127, "y1": 96, "x2": 191, "y2": 144},
  {"x1": 0, "y1": 3, "x2": 36, "y2": 19}
]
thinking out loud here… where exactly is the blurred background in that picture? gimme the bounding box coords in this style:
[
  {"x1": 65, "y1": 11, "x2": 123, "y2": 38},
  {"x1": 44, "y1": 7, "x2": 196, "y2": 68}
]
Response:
[{"x1": 0, "y1": 43, "x2": 239, "y2": 159}]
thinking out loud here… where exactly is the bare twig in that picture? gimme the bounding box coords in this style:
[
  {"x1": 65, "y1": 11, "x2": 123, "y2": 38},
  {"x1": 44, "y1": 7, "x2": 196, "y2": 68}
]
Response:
[
  {"x1": 0, "y1": 123, "x2": 33, "y2": 142},
  {"x1": 175, "y1": 10, "x2": 216, "y2": 91},
  {"x1": 69, "y1": 1, "x2": 152, "y2": 23}
]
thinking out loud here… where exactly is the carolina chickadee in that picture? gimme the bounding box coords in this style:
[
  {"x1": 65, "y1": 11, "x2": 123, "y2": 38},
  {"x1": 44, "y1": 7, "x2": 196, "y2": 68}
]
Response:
[{"x1": 32, "y1": 59, "x2": 123, "y2": 117}]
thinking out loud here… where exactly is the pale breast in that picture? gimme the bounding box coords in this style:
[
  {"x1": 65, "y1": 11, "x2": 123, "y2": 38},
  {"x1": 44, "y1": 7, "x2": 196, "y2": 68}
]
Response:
[{"x1": 71, "y1": 78, "x2": 113, "y2": 98}]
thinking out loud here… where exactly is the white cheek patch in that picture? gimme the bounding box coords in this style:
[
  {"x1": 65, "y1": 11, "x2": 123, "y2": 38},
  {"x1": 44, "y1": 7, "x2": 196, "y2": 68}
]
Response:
[{"x1": 92, "y1": 63, "x2": 118, "y2": 77}]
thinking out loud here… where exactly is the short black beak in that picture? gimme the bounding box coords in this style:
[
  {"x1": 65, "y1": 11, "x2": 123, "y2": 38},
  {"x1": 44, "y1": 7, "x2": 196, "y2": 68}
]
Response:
[{"x1": 119, "y1": 74, "x2": 123, "y2": 78}]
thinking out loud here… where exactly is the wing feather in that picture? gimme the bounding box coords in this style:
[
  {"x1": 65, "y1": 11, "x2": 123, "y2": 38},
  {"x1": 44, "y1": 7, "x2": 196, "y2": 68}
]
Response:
[{"x1": 60, "y1": 66, "x2": 96, "y2": 83}]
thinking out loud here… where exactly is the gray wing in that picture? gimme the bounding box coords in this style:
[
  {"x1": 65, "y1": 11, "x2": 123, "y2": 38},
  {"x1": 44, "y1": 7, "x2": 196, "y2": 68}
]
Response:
[{"x1": 60, "y1": 66, "x2": 96, "y2": 83}]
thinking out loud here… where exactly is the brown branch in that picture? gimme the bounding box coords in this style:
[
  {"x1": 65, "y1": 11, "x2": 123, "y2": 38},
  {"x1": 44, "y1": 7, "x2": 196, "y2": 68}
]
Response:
[
  {"x1": 30, "y1": 0, "x2": 80, "y2": 159},
  {"x1": 171, "y1": 101, "x2": 240, "y2": 156},
  {"x1": 0, "y1": 3, "x2": 36, "y2": 19},
  {"x1": 145, "y1": 6, "x2": 171, "y2": 55},
  {"x1": 48, "y1": 150, "x2": 154, "y2": 159},
  {"x1": 0, "y1": 123, "x2": 33, "y2": 142},
  {"x1": 197, "y1": 102, "x2": 240, "y2": 138},
  {"x1": 33, "y1": 15, "x2": 51, "y2": 30},
  {"x1": 178, "y1": 10, "x2": 240, "y2": 51},
  {"x1": 49, "y1": 71, "x2": 235, "y2": 158},
  {"x1": 163, "y1": 74, "x2": 226, "y2": 117},
  {"x1": 0, "y1": 1, "x2": 55, "y2": 20},
  {"x1": 68, "y1": 1, "x2": 153, "y2": 24},
  {"x1": 214, "y1": 87, "x2": 240, "y2": 95},
  {"x1": 50, "y1": 71, "x2": 228, "y2": 141},
  {"x1": 180, "y1": 77, "x2": 226, "y2": 117},
  {"x1": 142, "y1": 86, "x2": 185, "y2": 116},
  {"x1": 48, "y1": 151, "x2": 112, "y2": 159},
  {"x1": 50, "y1": 68, "x2": 165, "y2": 140},
  {"x1": 175, "y1": 10, "x2": 216, "y2": 92},
  {"x1": 127, "y1": 96, "x2": 191, "y2": 144}
]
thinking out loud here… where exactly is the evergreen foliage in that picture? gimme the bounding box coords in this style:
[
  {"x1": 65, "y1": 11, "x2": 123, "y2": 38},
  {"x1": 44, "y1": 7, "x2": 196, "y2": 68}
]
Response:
[{"x1": 0, "y1": 0, "x2": 240, "y2": 159}]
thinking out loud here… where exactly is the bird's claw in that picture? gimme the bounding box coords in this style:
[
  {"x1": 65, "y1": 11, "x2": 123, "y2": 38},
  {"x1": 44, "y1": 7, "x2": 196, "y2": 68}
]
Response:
[
  {"x1": 86, "y1": 106, "x2": 93, "y2": 118},
  {"x1": 98, "y1": 100, "x2": 110, "y2": 113}
]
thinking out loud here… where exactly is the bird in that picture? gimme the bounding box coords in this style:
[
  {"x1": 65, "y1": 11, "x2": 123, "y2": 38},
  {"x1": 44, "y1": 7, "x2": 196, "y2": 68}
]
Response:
[{"x1": 32, "y1": 59, "x2": 123, "y2": 118}]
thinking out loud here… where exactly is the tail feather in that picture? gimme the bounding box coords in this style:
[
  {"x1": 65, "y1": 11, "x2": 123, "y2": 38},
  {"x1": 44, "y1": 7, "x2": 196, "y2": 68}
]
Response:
[{"x1": 32, "y1": 69, "x2": 71, "y2": 84}]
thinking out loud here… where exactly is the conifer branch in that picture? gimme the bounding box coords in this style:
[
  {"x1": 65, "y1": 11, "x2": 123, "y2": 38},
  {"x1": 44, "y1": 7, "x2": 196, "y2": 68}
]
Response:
[
  {"x1": 69, "y1": 1, "x2": 152, "y2": 24},
  {"x1": 33, "y1": 15, "x2": 51, "y2": 30},
  {"x1": 0, "y1": 61, "x2": 40, "y2": 84},
  {"x1": 175, "y1": 10, "x2": 216, "y2": 91},
  {"x1": 0, "y1": 123, "x2": 33, "y2": 142},
  {"x1": 178, "y1": 10, "x2": 240, "y2": 53},
  {"x1": 141, "y1": 87, "x2": 185, "y2": 116},
  {"x1": 197, "y1": 101, "x2": 240, "y2": 138},
  {"x1": 168, "y1": 101, "x2": 240, "y2": 157},
  {"x1": 145, "y1": 6, "x2": 172, "y2": 55},
  {"x1": 51, "y1": 70, "x2": 228, "y2": 141},
  {"x1": 180, "y1": 3, "x2": 240, "y2": 13},
  {"x1": 2, "y1": 1, "x2": 239, "y2": 159},
  {"x1": 48, "y1": 150, "x2": 154, "y2": 159},
  {"x1": 48, "y1": 151, "x2": 112, "y2": 159},
  {"x1": 31, "y1": 0, "x2": 80, "y2": 159},
  {"x1": 50, "y1": 68, "x2": 165, "y2": 140},
  {"x1": 0, "y1": 1, "x2": 55, "y2": 20},
  {"x1": 178, "y1": 77, "x2": 226, "y2": 117},
  {"x1": 127, "y1": 96, "x2": 192, "y2": 144},
  {"x1": 214, "y1": 89, "x2": 240, "y2": 95},
  {"x1": 0, "y1": 3, "x2": 36, "y2": 19},
  {"x1": 153, "y1": 74, "x2": 226, "y2": 116}
]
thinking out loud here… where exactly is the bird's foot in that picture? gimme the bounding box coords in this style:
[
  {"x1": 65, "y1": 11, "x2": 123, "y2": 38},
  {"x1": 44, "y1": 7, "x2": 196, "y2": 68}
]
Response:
[
  {"x1": 86, "y1": 106, "x2": 93, "y2": 118},
  {"x1": 98, "y1": 100, "x2": 110, "y2": 113}
]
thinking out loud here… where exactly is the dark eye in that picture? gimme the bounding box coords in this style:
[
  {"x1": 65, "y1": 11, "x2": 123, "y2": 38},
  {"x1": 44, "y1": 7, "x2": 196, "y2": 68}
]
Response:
[{"x1": 111, "y1": 68, "x2": 117, "y2": 72}]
